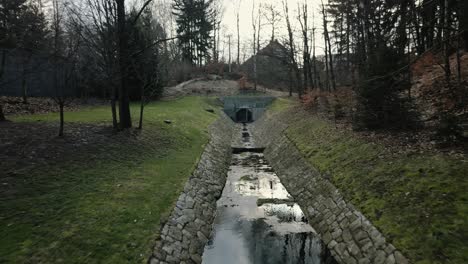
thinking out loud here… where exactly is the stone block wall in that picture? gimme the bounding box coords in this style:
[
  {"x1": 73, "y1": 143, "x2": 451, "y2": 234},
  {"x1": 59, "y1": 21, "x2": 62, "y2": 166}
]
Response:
[
  {"x1": 149, "y1": 114, "x2": 234, "y2": 264},
  {"x1": 251, "y1": 112, "x2": 409, "y2": 264}
]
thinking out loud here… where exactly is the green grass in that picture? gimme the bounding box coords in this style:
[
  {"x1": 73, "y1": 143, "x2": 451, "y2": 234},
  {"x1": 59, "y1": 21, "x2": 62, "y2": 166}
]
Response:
[
  {"x1": 1, "y1": 97, "x2": 220, "y2": 263},
  {"x1": 273, "y1": 108, "x2": 467, "y2": 264},
  {"x1": 268, "y1": 97, "x2": 297, "y2": 113}
]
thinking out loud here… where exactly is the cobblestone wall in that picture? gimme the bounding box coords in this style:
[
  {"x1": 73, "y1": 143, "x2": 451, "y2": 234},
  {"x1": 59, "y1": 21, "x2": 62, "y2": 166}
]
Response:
[
  {"x1": 251, "y1": 112, "x2": 409, "y2": 264},
  {"x1": 149, "y1": 114, "x2": 234, "y2": 264}
]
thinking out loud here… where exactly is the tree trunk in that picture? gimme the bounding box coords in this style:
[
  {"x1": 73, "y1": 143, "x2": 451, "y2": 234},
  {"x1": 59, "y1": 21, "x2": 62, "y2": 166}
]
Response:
[
  {"x1": 322, "y1": 3, "x2": 336, "y2": 91},
  {"x1": 456, "y1": 3, "x2": 462, "y2": 86},
  {"x1": 139, "y1": 98, "x2": 144, "y2": 130},
  {"x1": 437, "y1": 0, "x2": 445, "y2": 49},
  {"x1": 253, "y1": 54, "x2": 257, "y2": 90},
  {"x1": 283, "y1": 0, "x2": 302, "y2": 97},
  {"x1": 117, "y1": 0, "x2": 132, "y2": 129},
  {"x1": 111, "y1": 86, "x2": 118, "y2": 129},
  {"x1": 213, "y1": 19, "x2": 217, "y2": 63},
  {"x1": 327, "y1": 36, "x2": 336, "y2": 91},
  {"x1": 410, "y1": 1, "x2": 424, "y2": 54},
  {"x1": 217, "y1": 21, "x2": 221, "y2": 62},
  {"x1": 139, "y1": 83, "x2": 145, "y2": 129},
  {"x1": 456, "y1": 34, "x2": 462, "y2": 85},
  {"x1": 324, "y1": 39, "x2": 330, "y2": 91},
  {"x1": 22, "y1": 63, "x2": 28, "y2": 104},
  {"x1": 59, "y1": 101, "x2": 64, "y2": 137},
  {"x1": 0, "y1": 104, "x2": 5, "y2": 122},
  {"x1": 299, "y1": 4, "x2": 310, "y2": 91},
  {"x1": 346, "y1": 12, "x2": 351, "y2": 71},
  {"x1": 464, "y1": 31, "x2": 468, "y2": 51},
  {"x1": 295, "y1": 68, "x2": 302, "y2": 98},
  {"x1": 253, "y1": 27, "x2": 257, "y2": 90},
  {"x1": 422, "y1": 0, "x2": 436, "y2": 50},
  {"x1": 257, "y1": 9, "x2": 261, "y2": 54},
  {"x1": 0, "y1": 51, "x2": 5, "y2": 121},
  {"x1": 228, "y1": 35, "x2": 232, "y2": 73},
  {"x1": 312, "y1": 28, "x2": 320, "y2": 90},
  {"x1": 237, "y1": 12, "x2": 240, "y2": 65},
  {"x1": 460, "y1": 0, "x2": 468, "y2": 50},
  {"x1": 251, "y1": 1, "x2": 257, "y2": 90},
  {"x1": 443, "y1": 0, "x2": 451, "y2": 84}
]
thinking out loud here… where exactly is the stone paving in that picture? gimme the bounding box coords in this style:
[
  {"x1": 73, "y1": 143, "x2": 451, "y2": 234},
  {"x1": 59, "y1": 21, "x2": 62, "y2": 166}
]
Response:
[
  {"x1": 148, "y1": 114, "x2": 234, "y2": 264},
  {"x1": 251, "y1": 113, "x2": 409, "y2": 264}
]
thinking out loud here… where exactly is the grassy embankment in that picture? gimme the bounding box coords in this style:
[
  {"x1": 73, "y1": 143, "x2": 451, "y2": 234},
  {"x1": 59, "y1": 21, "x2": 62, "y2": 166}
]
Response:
[
  {"x1": 1, "y1": 97, "x2": 219, "y2": 263},
  {"x1": 268, "y1": 99, "x2": 468, "y2": 264}
]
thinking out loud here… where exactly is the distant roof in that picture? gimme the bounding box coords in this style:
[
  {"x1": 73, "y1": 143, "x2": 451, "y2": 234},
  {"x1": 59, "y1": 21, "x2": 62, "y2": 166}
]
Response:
[{"x1": 242, "y1": 40, "x2": 289, "y2": 66}]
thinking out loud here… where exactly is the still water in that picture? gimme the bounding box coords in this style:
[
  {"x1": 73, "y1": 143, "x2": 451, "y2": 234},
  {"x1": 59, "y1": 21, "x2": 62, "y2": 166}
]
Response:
[{"x1": 202, "y1": 127, "x2": 325, "y2": 264}]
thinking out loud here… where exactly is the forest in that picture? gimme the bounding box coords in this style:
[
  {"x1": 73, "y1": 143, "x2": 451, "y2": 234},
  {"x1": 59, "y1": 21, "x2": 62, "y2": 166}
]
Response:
[
  {"x1": 0, "y1": 0, "x2": 467, "y2": 263},
  {"x1": 1, "y1": 0, "x2": 467, "y2": 138}
]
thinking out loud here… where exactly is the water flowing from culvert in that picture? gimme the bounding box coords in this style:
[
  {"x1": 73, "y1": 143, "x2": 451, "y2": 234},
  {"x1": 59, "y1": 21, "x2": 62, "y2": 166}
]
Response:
[{"x1": 202, "y1": 124, "x2": 325, "y2": 264}]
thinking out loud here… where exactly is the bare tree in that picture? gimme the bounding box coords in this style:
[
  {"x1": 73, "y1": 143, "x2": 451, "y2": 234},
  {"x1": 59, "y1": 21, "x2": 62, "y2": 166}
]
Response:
[
  {"x1": 69, "y1": 0, "x2": 120, "y2": 129},
  {"x1": 212, "y1": 0, "x2": 223, "y2": 63},
  {"x1": 321, "y1": 0, "x2": 336, "y2": 91},
  {"x1": 116, "y1": 0, "x2": 132, "y2": 129},
  {"x1": 256, "y1": 4, "x2": 262, "y2": 54},
  {"x1": 251, "y1": 0, "x2": 257, "y2": 90},
  {"x1": 443, "y1": 0, "x2": 451, "y2": 84},
  {"x1": 115, "y1": 0, "x2": 155, "y2": 129},
  {"x1": 311, "y1": 14, "x2": 321, "y2": 91},
  {"x1": 131, "y1": 55, "x2": 159, "y2": 130},
  {"x1": 20, "y1": 53, "x2": 32, "y2": 104},
  {"x1": 51, "y1": 0, "x2": 81, "y2": 137},
  {"x1": 236, "y1": 0, "x2": 241, "y2": 66},
  {"x1": 52, "y1": 0, "x2": 64, "y2": 136},
  {"x1": 282, "y1": 0, "x2": 302, "y2": 97},
  {"x1": 0, "y1": 50, "x2": 6, "y2": 121},
  {"x1": 263, "y1": 1, "x2": 282, "y2": 41},
  {"x1": 298, "y1": 2, "x2": 312, "y2": 91},
  {"x1": 228, "y1": 34, "x2": 232, "y2": 73}
]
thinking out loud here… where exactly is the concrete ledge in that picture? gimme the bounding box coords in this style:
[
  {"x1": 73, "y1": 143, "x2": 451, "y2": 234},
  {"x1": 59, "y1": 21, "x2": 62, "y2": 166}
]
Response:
[
  {"x1": 149, "y1": 114, "x2": 234, "y2": 264},
  {"x1": 251, "y1": 112, "x2": 409, "y2": 264}
]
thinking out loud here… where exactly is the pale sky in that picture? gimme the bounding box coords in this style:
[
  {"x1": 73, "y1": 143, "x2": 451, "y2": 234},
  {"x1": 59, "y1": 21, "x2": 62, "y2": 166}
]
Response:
[
  {"x1": 42, "y1": 0, "x2": 328, "y2": 60},
  {"x1": 150, "y1": 0, "x2": 328, "y2": 61},
  {"x1": 217, "y1": 0, "x2": 327, "y2": 60}
]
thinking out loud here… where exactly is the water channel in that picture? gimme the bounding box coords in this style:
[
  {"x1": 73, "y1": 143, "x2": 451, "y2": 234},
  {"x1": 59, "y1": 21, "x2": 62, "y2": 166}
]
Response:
[{"x1": 202, "y1": 124, "x2": 328, "y2": 264}]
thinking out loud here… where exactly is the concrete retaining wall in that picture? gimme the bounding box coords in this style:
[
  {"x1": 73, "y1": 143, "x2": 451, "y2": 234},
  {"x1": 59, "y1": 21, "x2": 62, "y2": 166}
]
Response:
[
  {"x1": 221, "y1": 96, "x2": 275, "y2": 122},
  {"x1": 251, "y1": 112, "x2": 409, "y2": 264},
  {"x1": 149, "y1": 114, "x2": 234, "y2": 264}
]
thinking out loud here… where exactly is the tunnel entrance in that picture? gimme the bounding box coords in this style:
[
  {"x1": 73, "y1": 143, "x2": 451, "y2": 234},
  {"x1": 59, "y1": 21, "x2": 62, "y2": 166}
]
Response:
[
  {"x1": 221, "y1": 96, "x2": 275, "y2": 123},
  {"x1": 236, "y1": 108, "x2": 253, "y2": 123}
]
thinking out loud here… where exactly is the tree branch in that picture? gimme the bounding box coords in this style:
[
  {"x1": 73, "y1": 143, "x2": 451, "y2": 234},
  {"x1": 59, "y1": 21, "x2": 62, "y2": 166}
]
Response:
[{"x1": 132, "y1": 0, "x2": 154, "y2": 26}]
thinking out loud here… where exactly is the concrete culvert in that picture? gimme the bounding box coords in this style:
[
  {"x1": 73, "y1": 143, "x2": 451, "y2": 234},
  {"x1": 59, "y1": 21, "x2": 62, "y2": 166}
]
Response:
[
  {"x1": 236, "y1": 108, "x2": 253, "y2": 123},
  {"x1": 221, "y1": 96, "x2": 275, "y2": 123}
]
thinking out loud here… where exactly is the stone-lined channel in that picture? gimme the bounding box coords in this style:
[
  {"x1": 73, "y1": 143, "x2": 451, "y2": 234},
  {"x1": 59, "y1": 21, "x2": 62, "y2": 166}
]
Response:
[{"x1": 202, "y1": 124, "x2": 331, "y2": 264}]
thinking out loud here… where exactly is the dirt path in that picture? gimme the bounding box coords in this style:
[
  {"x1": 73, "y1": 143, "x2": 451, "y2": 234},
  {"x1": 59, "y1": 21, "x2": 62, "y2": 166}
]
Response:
[{"x1": 163, "y1": 76, "x2": 292, "y2": 98}]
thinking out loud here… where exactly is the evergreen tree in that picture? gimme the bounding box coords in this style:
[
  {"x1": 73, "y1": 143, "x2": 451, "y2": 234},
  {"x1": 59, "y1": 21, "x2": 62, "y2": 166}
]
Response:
[
  {"x1": 0, "y1": 0, "x2": 48, "y2": 120},
  {"x1": 327, "y1": 0, "x2": 418, "y2": 129},
  {"x1": 173, "y1": 0, "x2": 214, "y2": 65},
  {"x1": 0, "y1": 0, "x2": 48, "y2": 50}
]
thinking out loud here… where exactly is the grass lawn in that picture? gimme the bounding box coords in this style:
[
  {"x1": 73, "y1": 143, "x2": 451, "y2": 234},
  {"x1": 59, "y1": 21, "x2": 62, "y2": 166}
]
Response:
[
  {"x1": 268, "y1": 101, "x2": 468, "y2": 264},
  {"x1": 1, "y1": 97, "x2": 219, "y2": 263},
  {"x1": 268, "y1": 97, "x2": 298, "y2": 113}
]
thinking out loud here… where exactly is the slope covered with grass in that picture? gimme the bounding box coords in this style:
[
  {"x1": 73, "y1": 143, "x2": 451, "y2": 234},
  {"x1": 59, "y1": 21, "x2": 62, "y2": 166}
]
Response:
[
  {"x1": 268, "y1": 101, "x2": 468, "y2": 264},
  {"x1": 1, "y1": 97, "x2": 219, "y2": 263}
]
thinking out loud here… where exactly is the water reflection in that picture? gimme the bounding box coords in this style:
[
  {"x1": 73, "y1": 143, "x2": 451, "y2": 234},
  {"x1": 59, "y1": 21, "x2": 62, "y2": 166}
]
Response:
[{"x1": 202, "y1": 126, "x2": 325, "y2": 264}]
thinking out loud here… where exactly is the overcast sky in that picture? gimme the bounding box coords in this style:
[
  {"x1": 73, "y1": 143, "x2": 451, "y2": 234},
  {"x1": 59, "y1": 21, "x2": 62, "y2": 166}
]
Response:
[
  {"x1": 43, "y1": 0, "x2": 328, "y2": 59},
  {"x1": 216, "y1": 0, "x2": 327, "y2": 59},
  {"x1": 151, "y1": 0, "x2": 328, "y2": 60}
]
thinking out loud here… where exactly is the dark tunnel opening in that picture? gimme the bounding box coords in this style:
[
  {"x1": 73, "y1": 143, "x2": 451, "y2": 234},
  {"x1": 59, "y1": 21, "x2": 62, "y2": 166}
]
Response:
[{"x1": 236, "y1": 108, "x2": 253, "y2": 123}]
